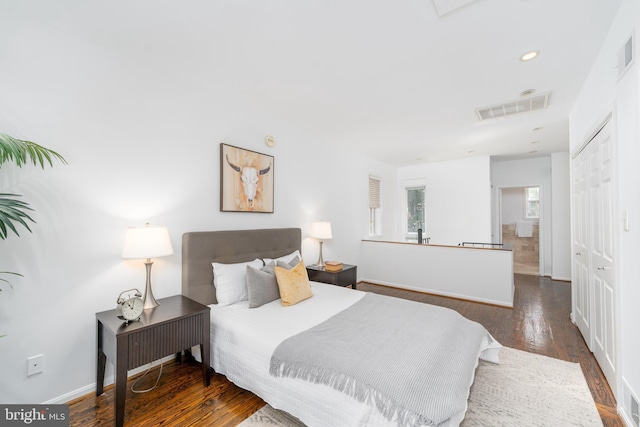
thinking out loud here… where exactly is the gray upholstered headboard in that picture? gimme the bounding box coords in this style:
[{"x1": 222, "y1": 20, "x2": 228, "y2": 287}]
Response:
[{"x1": 182, "y1": 228, "x2": 302, "y2": 306}]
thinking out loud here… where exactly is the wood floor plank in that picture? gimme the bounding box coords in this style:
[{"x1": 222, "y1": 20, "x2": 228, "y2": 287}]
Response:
[{"x1": 68, "y1": 274, "x2": 623, "y2": 426}]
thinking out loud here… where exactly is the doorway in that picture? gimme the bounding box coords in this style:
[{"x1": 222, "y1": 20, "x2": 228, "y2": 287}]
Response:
[{"x1": 499, "y1": 186, "x2": 540, "y2": 276}]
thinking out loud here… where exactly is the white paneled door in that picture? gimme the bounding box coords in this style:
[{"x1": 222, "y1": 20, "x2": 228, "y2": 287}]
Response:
[
  {"x1": 572, "y1": 143, "x2": 590, "y2": 341},
  {"x1": 572, "y1": 118, "x2": 617, "y2": 395}
]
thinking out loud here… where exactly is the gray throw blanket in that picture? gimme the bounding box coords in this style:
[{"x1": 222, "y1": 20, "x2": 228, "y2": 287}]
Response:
[{"x1": 270, "y1": 293, "x2": 497, "y2": 427}]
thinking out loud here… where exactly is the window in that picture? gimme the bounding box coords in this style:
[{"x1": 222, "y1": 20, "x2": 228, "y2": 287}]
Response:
[
  {"x1": 406, "y1": 186, "x2": 425, "y2": 238},
  {"x1": 525, "y1": 187, "x2": 539, "y2": 219},
  {"x1": 369, "y1": 176, "x2": 381, "y2": 236}
]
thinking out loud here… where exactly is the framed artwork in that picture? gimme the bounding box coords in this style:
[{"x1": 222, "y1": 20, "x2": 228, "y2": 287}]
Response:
[{"x1": 220, "y1": 143, "x2": 274, "y2": 213}]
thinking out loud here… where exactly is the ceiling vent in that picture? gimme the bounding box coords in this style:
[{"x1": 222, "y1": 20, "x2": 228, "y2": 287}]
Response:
[{"x1": 475, "y1": 92, "x2": 551, "y2": 121}]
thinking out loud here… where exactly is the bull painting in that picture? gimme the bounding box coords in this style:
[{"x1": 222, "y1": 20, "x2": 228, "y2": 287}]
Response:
[{"x1": 220, "y1": 143, "x2": 274, "y2": 213}]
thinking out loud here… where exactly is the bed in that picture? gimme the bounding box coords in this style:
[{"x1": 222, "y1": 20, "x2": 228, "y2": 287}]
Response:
[{"x1": 182, "y1": 228, "x2": 501, "y2": 427}]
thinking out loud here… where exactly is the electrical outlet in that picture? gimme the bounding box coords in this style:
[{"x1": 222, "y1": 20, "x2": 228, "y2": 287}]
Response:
[{"x1": 27, "y1": 354, "x2": 44, "y2": 376}]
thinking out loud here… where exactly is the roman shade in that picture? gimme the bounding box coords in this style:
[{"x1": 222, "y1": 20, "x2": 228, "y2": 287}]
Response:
[{"x1": 369, "y1": 176, "x2": 381, "y2": 209}]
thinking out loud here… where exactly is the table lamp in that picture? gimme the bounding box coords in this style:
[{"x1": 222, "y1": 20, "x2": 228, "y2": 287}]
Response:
[
  {"x1": 310, "y1": 221, "x2": 332, "y2": 268},
  {"x1": 122, "y1": 223, "x2": 174, "y2": 309}
]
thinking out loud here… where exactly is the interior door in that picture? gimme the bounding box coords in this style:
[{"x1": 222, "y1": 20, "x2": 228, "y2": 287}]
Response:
[
  {"x1": 572, "y1": 145, "x2": 590, "y2": 342},
  {"x1": 589, "y1": 120, "x2": 616, "y2": 393}
]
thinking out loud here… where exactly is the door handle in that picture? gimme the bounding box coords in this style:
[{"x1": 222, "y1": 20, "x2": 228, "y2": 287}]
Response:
[
  {"x1": 596, "y1": 266, "x2": 608, "y2": 270},
  {"x1": 575, "y1": 252, "x2": 582, "y2": 256}
]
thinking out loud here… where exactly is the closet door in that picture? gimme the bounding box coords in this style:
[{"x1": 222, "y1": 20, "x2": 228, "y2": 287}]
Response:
[
  {"x1": 572, "y1": 147, "x2": 590, "y2": 343},
  {"x1": 572, "y1": 118, "x2": 616, "y2": 395},
  {"x1": 589, "y1": 120, "x2": 616, "y2": 392}
]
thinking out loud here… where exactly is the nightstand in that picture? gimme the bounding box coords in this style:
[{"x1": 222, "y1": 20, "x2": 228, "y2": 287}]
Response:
[
  {"x1": 96, "y1": 295, "x2": 210, "y2": 427},
  {"x1": 306, "y1": 264, "x2": 357, "y2": 289}
]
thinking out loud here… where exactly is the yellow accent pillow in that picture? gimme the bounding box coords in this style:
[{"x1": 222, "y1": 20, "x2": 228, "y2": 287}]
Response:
[{"x1": 274, "y1": 260, "x2": 313, "y2": 306}]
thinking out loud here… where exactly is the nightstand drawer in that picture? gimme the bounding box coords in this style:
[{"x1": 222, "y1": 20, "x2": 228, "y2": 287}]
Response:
[{"x1": 127, "y1": 313, "x2": 204, "y2": 368}]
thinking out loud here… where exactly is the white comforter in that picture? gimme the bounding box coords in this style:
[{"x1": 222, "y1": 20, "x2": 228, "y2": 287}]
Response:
[{"x1": 205, "y1": 282, "x2": 499, "y2": 427}]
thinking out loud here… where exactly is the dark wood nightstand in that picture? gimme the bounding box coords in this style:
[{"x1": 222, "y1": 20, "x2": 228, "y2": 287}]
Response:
[
  {"x1": 306, "y1": 264, "x2": 357, "y2": 289},
  {"x1": 96, "y1": 295, "x2": 210, "y2": 427}
]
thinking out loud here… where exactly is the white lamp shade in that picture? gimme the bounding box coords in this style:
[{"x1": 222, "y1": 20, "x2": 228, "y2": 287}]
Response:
[
  {"x1": 122, "y1": 225, "x2": 174, "y2": 259},
  {"x1": 310, "y1": 221, "x2": 332, "y2": 240}
]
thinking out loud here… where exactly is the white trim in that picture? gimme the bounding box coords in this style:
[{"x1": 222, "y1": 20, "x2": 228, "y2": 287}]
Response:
[
  {"x1": 360, "y1": 278, "x2": 513, "y2": 308},
  {"x1": 496, "y1": 185, "x2": 544, "y2": 276},
  {"x1": 571, "y1": 112, "x2": 613, "y2": 160},
  {"x1": 619, "y1": 377, "x2": 640, "y2": 427},
  {"x1": 399, "y1": 178, "x2": 426, "y2": 241},
  {"x1": 45, "y1": 354, "x2": 175, "y2": 404}
]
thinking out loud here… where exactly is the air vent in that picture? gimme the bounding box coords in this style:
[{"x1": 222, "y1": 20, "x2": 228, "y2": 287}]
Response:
[
  {"x1": 475, "y1": 92, "x2": 551, "y2": 121},
  {"x1": 618, "y1": 33, "x2": 634, "y2": 80}
]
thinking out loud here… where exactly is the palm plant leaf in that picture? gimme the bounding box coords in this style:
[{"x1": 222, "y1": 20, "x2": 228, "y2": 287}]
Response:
[
  {"x1": 0, "y1": 194, "x2": 35, "y2": 239},
  {"x1": 0, "y1": 132, "x2": 67, "y2": 169},
  {"x1": 1, "y1": 133, "x2": 66, "y2": 289},
  {"x1": 0, "y1": 271, "x2": 22, "y2": 291}
]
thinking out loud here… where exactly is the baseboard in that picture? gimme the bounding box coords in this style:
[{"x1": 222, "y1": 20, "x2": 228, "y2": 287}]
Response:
[
  {"x1": 551, "y1": 275, "x2": 571, "y2": 282},
  {"x1": 619, "y1": 377, "x2": 640, "y2": 427},
  {"x1": 620, "y1": 410, "x2": 634, "y2": 427},
  {"x1": 46, "y1": 355, "x2": 175, "y2": 404},
  {"x1": 45, "y1": 383, "x2": 96, "y2": 404},
  {"x1": 360, "y1": 278, "x2": 513, "y2": 308}
]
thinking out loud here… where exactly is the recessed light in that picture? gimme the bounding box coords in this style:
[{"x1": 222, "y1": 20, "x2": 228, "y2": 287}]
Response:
[
  {"x1": 532, "y1": 127, "x2": 543, "y2": 131},
  {"x1": 468, "y1": 150, "x2": 475, "y2": 154},
  {"x1": 529, "y1": 150, "x2": 538, "y2": 154},
  {"x1": 520, "y1": 50, "x2": 539, "y2": 61},
  {"x1": 520, "y1": 89, "x2": 536, "y2": 97},
  {"x1": 530, "y1": 140, "x2": 539, "y2": 144}
]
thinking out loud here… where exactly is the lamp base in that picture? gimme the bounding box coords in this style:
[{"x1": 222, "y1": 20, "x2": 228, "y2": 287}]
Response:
[
  {"x1": 316, "y1": 241, "x2": 325, "y2": 268},
  {"x1": 143, "y1": 260, "x2": 159, "y2": 310}
]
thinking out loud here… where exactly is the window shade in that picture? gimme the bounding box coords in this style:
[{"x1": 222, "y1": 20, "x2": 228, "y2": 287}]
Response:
[{"x1": 369, "y1": 176, "x2": 381, "y2": 209}]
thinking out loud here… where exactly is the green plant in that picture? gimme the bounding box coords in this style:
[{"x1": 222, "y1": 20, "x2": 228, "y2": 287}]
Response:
[{"x1": 0, "y1": 132, "x2": 67, "y2": 290}]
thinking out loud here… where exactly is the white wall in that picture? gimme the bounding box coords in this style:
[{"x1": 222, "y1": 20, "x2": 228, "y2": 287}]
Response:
[
  {"x1": 396, "y1": 156, "x2": 492, "y2": 246},
  {"x1": 569, "y1": 0, "x2": 640, "y2": 420},
  {"x1": 375, "y1": 170, "x2": 399, "y2": 241},
  {"x1": 491, "y1": 157, "x2": 553, "y2": 276},
  {"x1": 550, "y1": 153, "x2": 571, "y2": 281},
  {"x1": 361, "y1": 240, "x2": 514, "y2": 307},
  {"x1": 0, "y1": 11, "x2": 398, "y2": 404}
]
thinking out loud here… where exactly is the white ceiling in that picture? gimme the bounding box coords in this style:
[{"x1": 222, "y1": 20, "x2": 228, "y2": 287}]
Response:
[{"x1": 1, "y1": 0, "x2": 624, "y2": 166}]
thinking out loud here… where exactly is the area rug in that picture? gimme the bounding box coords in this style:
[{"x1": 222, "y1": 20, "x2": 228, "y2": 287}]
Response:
[{"x1": 237, "y1": 347, "x2": 603, "y2": 427}]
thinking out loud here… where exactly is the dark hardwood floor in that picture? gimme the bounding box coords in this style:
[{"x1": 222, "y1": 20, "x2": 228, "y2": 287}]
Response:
[
  {"x1": 359, "y1": 276, "x2": 622, "y2": 427},
  {"x1": 68, "y1": 274, "x2": 623, "y2": 426}
]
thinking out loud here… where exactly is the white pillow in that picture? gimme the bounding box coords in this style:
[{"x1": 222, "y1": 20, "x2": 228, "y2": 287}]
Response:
[
  {"x1": 212, "y1": 258, "x2": 263, "y2": 306},
  {"x1": 263, "y1": 250, "x2": 302, "y2": 266}
]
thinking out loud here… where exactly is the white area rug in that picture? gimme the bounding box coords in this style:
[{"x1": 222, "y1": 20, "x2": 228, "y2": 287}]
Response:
[{"x1": 237, "y1": 347, "x2": 603, "y2": 427}]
